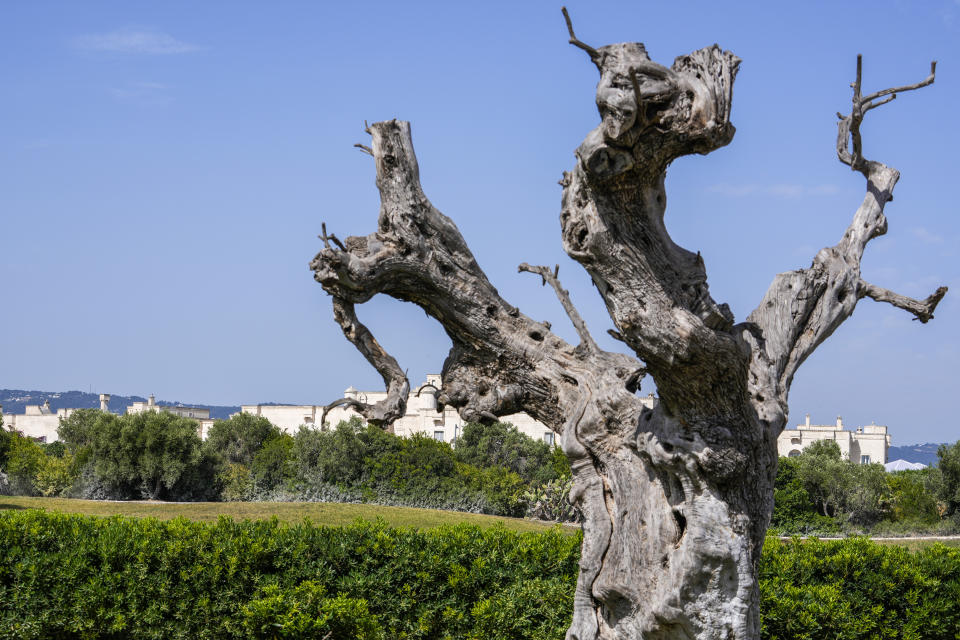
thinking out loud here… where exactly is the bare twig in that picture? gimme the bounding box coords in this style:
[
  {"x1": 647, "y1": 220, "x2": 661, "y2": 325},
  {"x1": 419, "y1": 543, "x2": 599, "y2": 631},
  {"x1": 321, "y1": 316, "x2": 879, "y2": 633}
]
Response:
[
  {"x1": 561, "y1": 7, "x2": 599, "y2": 60},
  {"x1": 858, "y1": 280, "x2": 947, "y2": 324},
  {"x1": 519, "y1": 262, "x2": 597, "y2": 351},
  {"x1": 354, "y1": 143, "x2": 374, "y2": 156},
  {"x1": 319, "y1": 222, "x2": 346, "y2": 251},
  {"x1": 862, "y1": 60, "x2": 936, "y2": 103},
  {"x1": 837, "y1": 55, "x2": 937, "y2": 174}
]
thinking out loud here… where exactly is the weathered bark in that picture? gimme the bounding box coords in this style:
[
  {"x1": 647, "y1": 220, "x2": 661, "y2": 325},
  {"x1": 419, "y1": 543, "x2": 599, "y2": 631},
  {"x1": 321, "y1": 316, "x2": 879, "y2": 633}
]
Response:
[{"x1": 310, "y1": 12, "x2": 946, "y2": 639}]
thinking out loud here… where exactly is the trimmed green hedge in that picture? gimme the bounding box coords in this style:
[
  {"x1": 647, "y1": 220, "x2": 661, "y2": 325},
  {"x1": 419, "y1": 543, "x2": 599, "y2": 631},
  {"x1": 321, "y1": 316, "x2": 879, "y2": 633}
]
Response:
[
  {"x1": 2, "y1": 510, "x2": 959, "y2": 639},
  {"x1": 0, "y1": 511, "x2": 578, "y2": 639}
]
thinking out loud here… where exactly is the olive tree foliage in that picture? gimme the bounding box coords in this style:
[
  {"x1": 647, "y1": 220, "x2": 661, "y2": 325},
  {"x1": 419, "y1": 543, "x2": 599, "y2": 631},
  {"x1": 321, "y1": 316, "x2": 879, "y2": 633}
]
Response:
[
  {"x1": 309, "y1": 10, "x2": 946, "y2": 640},
  {"x1": 205, "y1": 413, "x2": 282, "y2": 467},
  {"x1": 935, "y1": 440, "x2": 960, "y2": 518},
  {"x1": 58, "y1": 409, "x2": 209, "y2": 500}
]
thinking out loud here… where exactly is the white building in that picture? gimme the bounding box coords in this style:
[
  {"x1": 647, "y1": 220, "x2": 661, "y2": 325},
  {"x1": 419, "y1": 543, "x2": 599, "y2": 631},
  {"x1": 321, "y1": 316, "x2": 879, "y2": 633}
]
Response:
[
  {"x1": 0, "y1": 393, "x2": 114, "y2": 443},
  {"x1": 1, "y1": 393, "x2": 216, "y2": 442},
  {"x1": 241, "y1": 375, "x2": 660, "y2": 445},
  {"x1": 777, "y1": 414, "x2": 890, "y2": 464},
  {"x1": 127, "y1": 394, "x2": 214, "y2": 438}
]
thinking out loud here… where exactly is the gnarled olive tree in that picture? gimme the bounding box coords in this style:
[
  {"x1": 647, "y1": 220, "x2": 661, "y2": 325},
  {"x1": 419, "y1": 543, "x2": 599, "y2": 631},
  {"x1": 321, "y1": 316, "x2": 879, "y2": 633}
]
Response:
[{"x1": 310, "y1": 10, "x2": 946, "y2": 640}]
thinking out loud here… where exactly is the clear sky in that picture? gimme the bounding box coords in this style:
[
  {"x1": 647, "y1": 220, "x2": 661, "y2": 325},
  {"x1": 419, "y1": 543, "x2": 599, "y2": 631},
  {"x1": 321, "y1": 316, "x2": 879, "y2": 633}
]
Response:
[{"x1": 1, "y1": 1, "x2": 957, "y2": 444}]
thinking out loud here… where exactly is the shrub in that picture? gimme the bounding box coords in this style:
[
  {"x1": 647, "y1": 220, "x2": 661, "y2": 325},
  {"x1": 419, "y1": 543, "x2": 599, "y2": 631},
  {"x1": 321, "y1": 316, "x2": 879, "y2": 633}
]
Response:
[
  {"x1": 205, "y1": 413, "x2": 282, "y2": 467},
  {"x1": 4, "y1": 434, "x2": 46, "y2": 496},
  {"x1": 454, "y1": 422, "x2": 562, "y2": 485},
  {"x1": 250, "y1": 434, "x2": 294, "y2": 491},
  {"x1": 0, "y1": 511, "x2": 581, "y2": 639},
  {"x1": 242, "y1": 581, "x2": 384, "y2": 639},
  {"x1": 288, "y1": 420, "x2": 528, "y2": 515},
  {"x1": 524, "y1": 475, "x2": 580, "y2": 523}
]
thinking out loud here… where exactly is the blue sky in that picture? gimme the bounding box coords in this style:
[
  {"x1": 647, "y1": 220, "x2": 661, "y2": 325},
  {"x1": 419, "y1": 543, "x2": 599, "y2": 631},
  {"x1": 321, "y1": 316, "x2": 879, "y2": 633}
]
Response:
[{"x1": 1, "y1": 1, "x2": 957, "y2": 445}]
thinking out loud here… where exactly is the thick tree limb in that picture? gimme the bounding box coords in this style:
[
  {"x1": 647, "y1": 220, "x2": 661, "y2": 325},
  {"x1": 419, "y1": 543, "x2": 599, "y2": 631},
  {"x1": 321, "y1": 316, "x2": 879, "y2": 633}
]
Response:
[
  {"x1": 310, "y1": 119, "x2": 645, "y2": 433},
  {"x1": 858, "y1": 281, "x2": 947, "y2": 323},
  {"x1": 319, "y1": 297, "x2": 408, "y2": 429},
  {"x1": 560, "y1": 35, "x2": 743, "y2": 418}
]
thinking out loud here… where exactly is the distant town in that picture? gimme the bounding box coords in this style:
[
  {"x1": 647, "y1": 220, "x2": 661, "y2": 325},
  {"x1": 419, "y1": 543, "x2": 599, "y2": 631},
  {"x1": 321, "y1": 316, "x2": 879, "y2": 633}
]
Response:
[{"x1": 0, "y1": 380, "x2": 944, "y2": 468}]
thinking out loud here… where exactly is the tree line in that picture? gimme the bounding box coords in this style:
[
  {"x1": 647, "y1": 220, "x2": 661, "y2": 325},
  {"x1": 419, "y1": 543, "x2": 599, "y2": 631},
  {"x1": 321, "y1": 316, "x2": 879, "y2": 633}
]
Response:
[
  {"x1": 0, "y1": 410, "x2": 572, "y2": 519},
  {"x1": 1, "y1": 409, "x2": 958, "y2": 531}
]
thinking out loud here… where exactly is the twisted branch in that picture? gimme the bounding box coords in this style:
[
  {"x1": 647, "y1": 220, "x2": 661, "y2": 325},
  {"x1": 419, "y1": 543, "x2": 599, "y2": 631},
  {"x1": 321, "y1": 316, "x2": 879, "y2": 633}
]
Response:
[{"x1": 320, "y1": 297, "x2": 409, "y2": 428}]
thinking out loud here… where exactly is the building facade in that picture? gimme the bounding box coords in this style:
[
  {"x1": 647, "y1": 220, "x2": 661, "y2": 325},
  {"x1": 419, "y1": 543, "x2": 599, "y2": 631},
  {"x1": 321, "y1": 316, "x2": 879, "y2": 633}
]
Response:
[
  {"x1": 127, "y1": 394, "x2": 214, "y2": 438},
  {"x1": 1, "y1": 393, "x2": 216, "y2": 442},
  {"x1": 241, "y1": 375, "x2": 660, "y2": 445},
  {"x1": 776, "y1": 414, "x2": 890, "y2": 464},
  {"x1": 0, "y1": 399, "x2": 79, "y2": 443}
]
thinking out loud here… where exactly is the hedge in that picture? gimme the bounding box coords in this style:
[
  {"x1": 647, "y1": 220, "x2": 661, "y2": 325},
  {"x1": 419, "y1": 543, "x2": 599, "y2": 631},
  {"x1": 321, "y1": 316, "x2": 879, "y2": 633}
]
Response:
[{"x1": 1, "y1": 510, "x2": 959, "y2": 639}]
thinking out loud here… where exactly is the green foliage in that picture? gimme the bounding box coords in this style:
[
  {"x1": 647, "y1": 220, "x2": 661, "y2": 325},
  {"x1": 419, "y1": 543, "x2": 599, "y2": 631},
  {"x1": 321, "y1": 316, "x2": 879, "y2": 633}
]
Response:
[
  {"x1": 128, "y1": 411, "x2": 205, "y2": 499},
  {"x1": 4, "y1": 433, "x2": 46, "y2": 495},
  {"x1": 887, "y1": 469, "x2": 940, "y2": 525},
  {"x1": 771, "y1": 442, "x2": 903, "y2": 532},
  {"x1": 0, "y1": 416, "x2": 10, "y2": 469},
  {"x1": 288, "y1": 419, "x2": 529, "y2": 515},
  {"x1": 40, "y1": 440, "x2": 66, "y2": 458},
  {"x1": 3, "y1": 511, "x2": 960, "y2": 639},
  {"x1": 205, "y1": 413, "x2": 282, "y2": 467},
  {"x1": 936, "y1": 440, "x2": 960, "y2": 518},
  {"x1": 760, "y1": 537, "x2": 960, "y2": 639},
  {"x1": 220, "y1": 463, "x2": 255, "y2": 501},
  {"x1": 56, "y1": 408, "x2": 103, "y2": 454},
  {"x1": 242, "y1": 581, "x2": 384, "y2": 639},
  {"x1": 454, "y1": 422, "x2": 561, "y2": 485},
  {"x1": 0, "y1": 510, "x2": 581, "y2": 639},
  {"x1": 250, "y1": 433, "x2": 294, "y2": 491},
  {"x1": 56, "y1": 409, "x2": 213, "y2": 500},
  {"x1": 33, "y1": 452, "x2": 74, "y2": 497},
  {"x1": 524, "y1": 475, "x2": 579, "y2": 524}
]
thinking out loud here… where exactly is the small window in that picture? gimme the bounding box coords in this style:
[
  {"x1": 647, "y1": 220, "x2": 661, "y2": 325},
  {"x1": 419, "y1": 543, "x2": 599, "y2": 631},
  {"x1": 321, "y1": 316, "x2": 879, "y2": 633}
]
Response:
[
  {"x1": 860, "y1": 455, "x2": 871, "y2": 464},
  {"x1": 304, "y1": 416, "x2": 314, "y2": 424},
  {"x1": 543, "y1": 432, "x2": 555, "y2": 446},
  {"x1": 788, "y1": 449, "x2": 801, "y2": 457},
  {"x1": 433, "y1": 430, "x2": 445, "y2": 441}
]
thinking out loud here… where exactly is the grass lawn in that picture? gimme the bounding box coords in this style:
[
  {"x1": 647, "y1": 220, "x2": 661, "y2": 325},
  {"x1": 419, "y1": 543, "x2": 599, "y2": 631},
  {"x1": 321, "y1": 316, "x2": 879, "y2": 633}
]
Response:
[{"x1": 0, "y1": 495, "x2": 575, "y2": 533}]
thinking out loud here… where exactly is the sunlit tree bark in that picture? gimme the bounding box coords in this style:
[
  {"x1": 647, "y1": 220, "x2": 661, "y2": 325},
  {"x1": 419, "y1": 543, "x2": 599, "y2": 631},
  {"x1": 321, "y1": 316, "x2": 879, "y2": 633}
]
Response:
[{"x1": 310, "y1": 11, "x2": 945, "y2": 639}]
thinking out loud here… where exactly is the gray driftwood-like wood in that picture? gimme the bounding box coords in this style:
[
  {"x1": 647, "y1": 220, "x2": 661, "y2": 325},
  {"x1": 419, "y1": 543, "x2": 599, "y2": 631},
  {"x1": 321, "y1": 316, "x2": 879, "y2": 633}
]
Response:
[{"x1": 310, "y1": 11, "x2": 946, "y2": 639}]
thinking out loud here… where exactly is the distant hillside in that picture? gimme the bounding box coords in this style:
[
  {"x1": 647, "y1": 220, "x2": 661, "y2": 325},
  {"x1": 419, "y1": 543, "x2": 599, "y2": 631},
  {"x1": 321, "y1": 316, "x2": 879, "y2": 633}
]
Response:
[
  {"x1": 888, "y1": 443, "x2": 946, "y2": 467},
  {"x1": 0, "y1": 390, "x2": 239, "y2": 421}
]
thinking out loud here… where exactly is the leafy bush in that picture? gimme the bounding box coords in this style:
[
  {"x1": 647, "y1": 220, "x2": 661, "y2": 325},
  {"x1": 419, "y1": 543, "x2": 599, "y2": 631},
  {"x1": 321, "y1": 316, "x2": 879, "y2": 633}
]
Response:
[
  {"x1": 454, "y1": 422, "x2": 564, "y2": 485},
  {"x1": 4, "y1": 434, "x2": 46, "y2": 495},
  {"x1": 56, "y1": 409, "x2": 212, "y2": 501},
  {"x1": 760, "y1": 536, "x2": 960, "y2": 639},
  {"x1": 250, "y1": 433, "x2": 294, "y2": 491},
  {"x1": 287, "y1": 420, "x2": 529, "y2": 515},
  {"x1": 936, "y1": 440, "x2": 960, "y2": 519},
  {"x1": 2, "y1": 511, "x2": 960, "y2": 639},
  {"x1": 242, "y1": 581, "x2": 384, "y2": 639},
  {"x1": 205, "y1": 413, "x2": 282, "y2": 467},
  {"x1": 0, "y1": 510, "x2": 580, "y2": 639}
]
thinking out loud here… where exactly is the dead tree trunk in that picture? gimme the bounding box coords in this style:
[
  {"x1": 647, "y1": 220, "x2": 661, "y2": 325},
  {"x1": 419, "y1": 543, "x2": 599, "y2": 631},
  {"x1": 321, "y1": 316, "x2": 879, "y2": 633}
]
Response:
[{"x1": 310, "y1": 12, "x2": 945, "y2": 639}]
